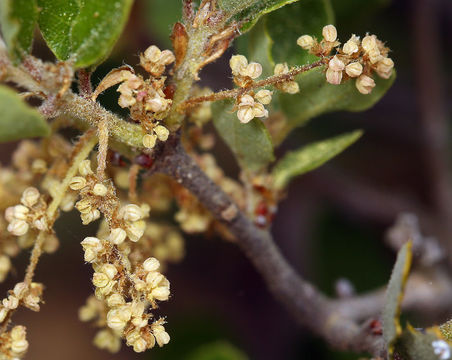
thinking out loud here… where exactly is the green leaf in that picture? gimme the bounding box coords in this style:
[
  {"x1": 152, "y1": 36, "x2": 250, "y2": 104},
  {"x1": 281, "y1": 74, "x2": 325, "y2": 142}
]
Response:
[
  {"x1": 275, "y1": 67, "x2": 396, "y2": 144},
  {"x1": 266, "y1": 0, "x2": 334, "y2": 66},
  {"x1": 0, "y1": 0, "x2": 38, "y2": 62},
  {"x1": 396, "y1": 324, "x2": 450, "y2": 360},
  {"x1": 382, "y1": 241, "x2": 413, "y2": 358},
  {"x1": 185, "y1": 341, "x2": 248, "y2": 360},
  {"x1": 0, "y1": 85, "x2": 50, "y2": 142},
  {"x1": 217, "y1": 0, "x2": 300, "y2": 33},
  {"x1": 37, "y1": 0, "x2": 134, "y2": 68},
  {"x1": 212, "y1": 100, "x2": 274, "y2": 173},
  {"x1": 272, "y1": 130, "x2": 362, "y2": 189}
]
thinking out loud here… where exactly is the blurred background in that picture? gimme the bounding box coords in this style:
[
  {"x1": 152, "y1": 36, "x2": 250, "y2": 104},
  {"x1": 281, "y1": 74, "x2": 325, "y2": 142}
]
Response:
[{"x1": 1, "y1": 0, "x2": 451, "y2": 358}]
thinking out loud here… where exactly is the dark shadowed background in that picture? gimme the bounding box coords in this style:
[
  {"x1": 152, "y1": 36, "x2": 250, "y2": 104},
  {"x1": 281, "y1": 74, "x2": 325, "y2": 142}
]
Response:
[{"x1": 1, "y1": 0, "x2": 451, "y2": 359}]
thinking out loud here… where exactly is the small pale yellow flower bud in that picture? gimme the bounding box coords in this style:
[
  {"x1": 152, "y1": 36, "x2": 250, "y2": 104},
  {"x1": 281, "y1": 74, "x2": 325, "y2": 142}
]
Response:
[
  {"x1": 119, "y1": 94, "x2": 136, "y2": 108},
  {"x1": 143, "y1": 134, "x2": 157, "y2": 149},
  {"x1": 78, "y1": 160, "x2": 93, "y2": 177},
  {"x1": 0, "y1": 307, "x2": 8, "y2": 322},
  {"x1": 7, "y1": 219, "x2": 29, "y2": 236},
  {"x1": 361, "y1": 35, "x2": 377, "y2": 53},
  {"x1": 152, "y1": 325, "x2": 170, "y2": 347},
  {"x1": 229, "y1": 55, "x2": 248, "y2": 75},
  {"x1": 144, "y1": 45, "x2": 161, "y2": 62},
  {"x1": 237, "y1": 107, "x2": 255, "y2": 124},
  {"x1": 33, "y1": 217, "x2": 48, "y2": 231},
  {"x1": 126, "y1": 220, "x2": 146, "y2": 242},
  {"x1": 13, "y1": 282, "x2": 27, "y2": 298},
  {"x1": 107, "y1": 309, "x2": 127, "y2": 331},
  {"x1": 376, "y1": 57, "x2": 394, "y2": 79},
  {"x1": 5, "y1": 206, "x2": 15, "y2": 222},
  {"x1": 345, "y1": 62, "x2": 363, "y2": 77},
  {"x1": 145, "y1": 97, "x2": 164, "y2": 112},
  {"x1": 93, "y1": 329, "x2": 121, "y2": 353},
  {"x1": 11, "y1": 339, "x2": 29, "y2": 355},
  {"x1": 70, "y1": 176, "x2": 87, "y2": 190},
  {"x1": 3, "y1": 295, "x2": 19, "y2": 309},
  {"x1": 81, "y1": 209, "x2": 100, "y2": 225},
  {"x1": 21, "y1": 187, "x2": 40, "y2": 207},
  {"x1": 356, "y1": 74, "x2": 376, "y2": 94},
  {"x1": 328, "y1": 55, "x2": 345, "y2": 72},
  {"x1": 107, "y1": 293, "x2": 125, "y2": 308},
  {"x1": 93, "y1": 183, "x2": 108, "y2": 197},
  {"x1": 31, "y1": 159, "x2": 47, "y2": 174},
  {"x1": 160, "y1": 50, "x2": 176, "y2": 65},
  {"x1": 146, "y1": 271, "x2": 164, "y2": 287},
  {"x1": 244, "y1": 62, "x2": 262, "y2": 79},
  {"x1": 274, "y1": 63, "x2": 289, "y2": 75},
  {"x1": 93, "y1": 272, "x2": 109, "y2": 288},
  {"x1": 239, "y1": 94, "x2": 255, "y2": 107},
  {"x1": 154, "y1": 125, "x2": 169, "y2": 141},
  {"x1": 322, "y1": 24, "x2": 337, "y2": 42},
  {"x1": 13, "y1": 205, "x2": 29, "y2": 220},
  {"x1": 120, "y1": 204, "x2": 143, "y2": 222},
  {"x1": 326, "y1": 68, "x2": 343, "y2": 85},
  {"x1": 282, "y1": 82, "x2": 300, "y2": 94},
  {"x1": 101, "y1": 264, "x2": 118, "y2": 280},
  {"x1": 133, "y1": 338, "x2": 148, "y2": 352},
  {"x1": 252, "y1": 103, "x2": 268, "y2": 118},
  {"x1": 151, "y1": 287, "x2": 170, "y2": 301},
  {"x1": 297, "y1": 35, "x2": 314, "y2": 50},
  {"x1": 75, "y1": 199, "x2": 92, "y2": 214},
  {"x1": 254, "y1": 90, "x2": 272, "y2": 105},
  {"x1": 109, "y1": 228, "x2": 126, "y2": 245},
  {"x1": 143, "y1": 257, "x2": 160, "y2": 272},
  {"x1": 342, "y1": 35, "x2": 360, "y2": 55}
]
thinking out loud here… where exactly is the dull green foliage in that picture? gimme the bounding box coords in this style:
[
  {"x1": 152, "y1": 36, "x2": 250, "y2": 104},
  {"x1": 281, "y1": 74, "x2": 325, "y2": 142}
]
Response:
[
  {"x1": 382, "y1": 241, "x2": 413, "y2": 359},
  {"x1": 0, "y1": 0, "x2": 38, "y2": 62},
  {"x1": 37, "y1": 0, "x2": 133, "y2": 68},
  {"x1": 212, "y1": 100, "x2": 274, "y2": 173},
  {"x1": 272, "y1": 130, "x2": 362, "y2": 189},
  {"x1": 186, "y1": 341, "x2": 248, "y2": 360},
  {"x1": 267, "y1": 0, "x2": 334, "y2": 66},
  {"x1": 0, "y1": 85, "x2": 50, "y2": 142},
  {"x1": 396, "y1": 325, "x2": 450, "y2": 360},
  {"x1": 276, "y1": 67, "x2": 395, "y2": 143},
  {"x1": 217, "y1": 0, "x2": 299, "y2": 33}
]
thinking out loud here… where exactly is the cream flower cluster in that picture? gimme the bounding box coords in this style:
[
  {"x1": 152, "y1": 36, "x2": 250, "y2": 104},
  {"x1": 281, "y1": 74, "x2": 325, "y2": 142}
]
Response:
[
  {"x1": 236, "y1": 92, "x2": 271, "y2": 124},
  {"x1": 273, "y1": 63, "x2": 300, "y2": 94},
  {"x1": 5, "y1": 187, "x2": 47, "y2": 236},
  {"x1": 79, "y1": 256, "x2": 170, "y2": 353},
  {"x1": 0, "y1": 325, "x2": 29, "y2": 359},
  {"x1": 230, "y1": 55, "x2": 263, "y2": 85},
  {"x1": 297, "y1": 25, "x2": 394, "y2": 94}
]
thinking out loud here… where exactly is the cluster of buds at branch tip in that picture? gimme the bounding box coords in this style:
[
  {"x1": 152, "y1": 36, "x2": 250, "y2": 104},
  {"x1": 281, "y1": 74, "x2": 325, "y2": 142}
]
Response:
[
  {"x1": 297, "y1": 25, "x2": 394, "y2": 94},
  {"x1": 236, "y1": 93, "x2": 270, "y2": 124}
]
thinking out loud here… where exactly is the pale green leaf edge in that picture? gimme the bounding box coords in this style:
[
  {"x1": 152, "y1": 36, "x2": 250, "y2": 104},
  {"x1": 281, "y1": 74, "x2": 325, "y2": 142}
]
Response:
[{"x1": 272, "y1": 130, "x2": 362, "y2": 189}]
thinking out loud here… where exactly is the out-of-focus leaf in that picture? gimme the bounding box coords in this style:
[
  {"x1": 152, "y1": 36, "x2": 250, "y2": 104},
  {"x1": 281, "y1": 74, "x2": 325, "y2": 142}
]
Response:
[
  {"x1": 212, "y1": 100, "x2": 274, "y2": 173},
  {"x1": 217, "y1": 0, "x2": 299, "y2": 33},
  {"x1": 266, "y1": 0, "x2": 334, "y2": 66},
  {"x1": 0, "y1": 85, "x2": 50, "y2": 142},
  {"x1": 382, "y1": 241, "x2": 412, "y2": 358},
  {"x1": 272, "y1": 130, "x2": 362, "y2": 189},
  {"x1": 144, "y1": 0, "x2": 181, "y2": 48},
  {"x1": 0, "y1": 0, "x2": 38, "y2": 62},
  {"x1": 186, "y1": 341, "x2": 248, "y2": 360},
  {"x1": 274, "y1": 67, "x2": 395, "y2": 144},
  {"x1": 37, "y1": 0, "x2": 134, "y2": 68},
  {"x1": 396, "y1": 324, "x2": 451, "y2": 360}
]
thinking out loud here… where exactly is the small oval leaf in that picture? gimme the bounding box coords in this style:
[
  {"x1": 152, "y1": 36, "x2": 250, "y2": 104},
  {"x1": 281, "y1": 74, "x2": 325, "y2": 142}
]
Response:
[
  {"x1": 37, "y1": 0, "x2": 134, "y2": 69},
  {"x1": 0, "y1": 85, "x2": 50, "y2": 142},
  {"x1": 272, "y1": 130, "x2": 362, "y2": 189},
  {"x1": 212, "y1": 100, "x2": 274, "y2": 173},
  {"x1": 0, "y1": 0, "x2": 38, "y2": 62}
]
